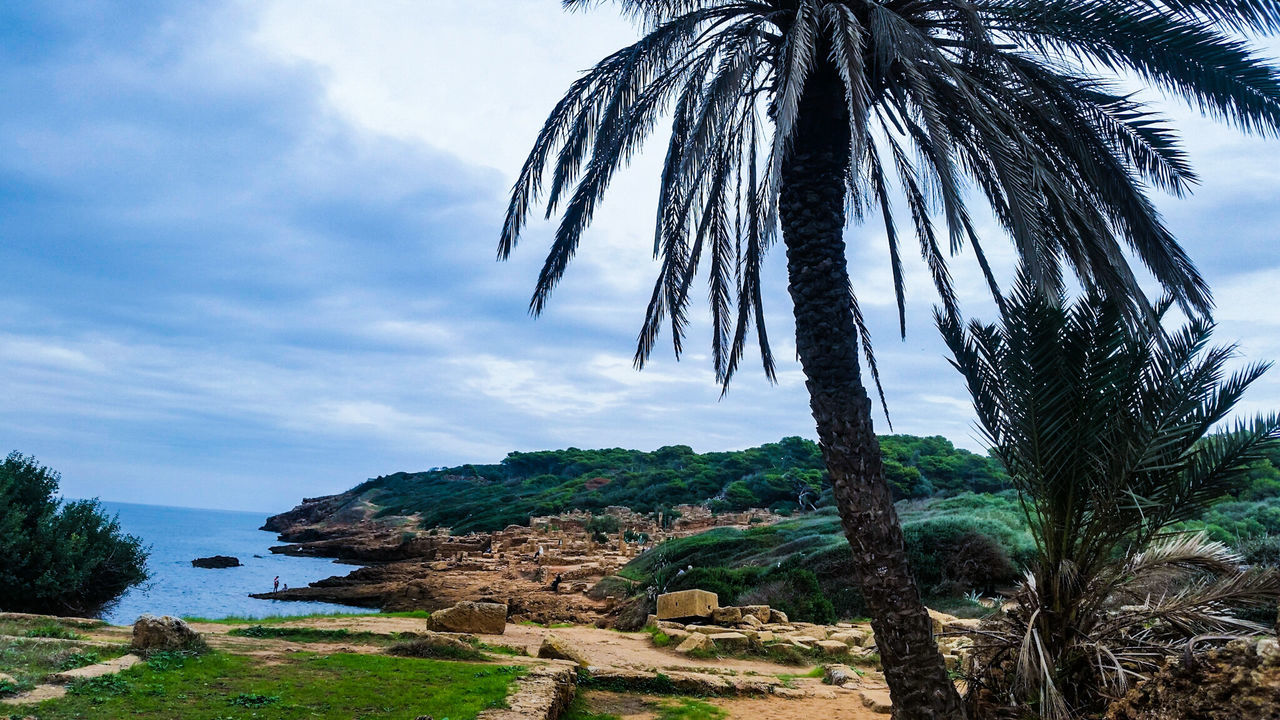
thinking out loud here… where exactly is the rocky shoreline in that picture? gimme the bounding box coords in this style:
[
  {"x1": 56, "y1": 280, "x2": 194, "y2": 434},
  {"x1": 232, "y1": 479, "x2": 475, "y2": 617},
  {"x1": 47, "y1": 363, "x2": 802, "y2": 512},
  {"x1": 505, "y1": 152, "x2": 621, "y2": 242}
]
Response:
[{"x1": 255, "y1": 491, "x2": 786, "y2": 625}]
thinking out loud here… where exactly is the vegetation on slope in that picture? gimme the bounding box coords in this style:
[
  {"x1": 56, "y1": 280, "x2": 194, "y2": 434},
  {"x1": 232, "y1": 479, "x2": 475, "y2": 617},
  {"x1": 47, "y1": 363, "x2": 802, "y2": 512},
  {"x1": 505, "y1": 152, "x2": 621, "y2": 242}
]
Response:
[
  {"x1": 612, "y1": 450, "x2": 1280, "y2": 625},
  {"x1": 614, "y1": 493, "x2": 1035, "y2": 623},
  {"x1": 343, "y1": 435, "x2": 1009, "y2": 533}
]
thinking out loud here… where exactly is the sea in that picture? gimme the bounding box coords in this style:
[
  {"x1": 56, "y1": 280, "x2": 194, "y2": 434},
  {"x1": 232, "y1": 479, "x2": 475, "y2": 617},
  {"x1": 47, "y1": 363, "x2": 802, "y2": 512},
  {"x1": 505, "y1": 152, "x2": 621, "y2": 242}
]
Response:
[{"x1": 97, "y1": 501, "x2": 368, "y2": 625}]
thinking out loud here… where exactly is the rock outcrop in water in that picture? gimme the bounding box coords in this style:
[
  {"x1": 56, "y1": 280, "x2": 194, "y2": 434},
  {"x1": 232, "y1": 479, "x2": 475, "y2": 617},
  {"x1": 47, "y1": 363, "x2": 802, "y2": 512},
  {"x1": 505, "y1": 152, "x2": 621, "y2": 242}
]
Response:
[{"x1": 191, "y1": 555, "x2": 240, "y2": 568}]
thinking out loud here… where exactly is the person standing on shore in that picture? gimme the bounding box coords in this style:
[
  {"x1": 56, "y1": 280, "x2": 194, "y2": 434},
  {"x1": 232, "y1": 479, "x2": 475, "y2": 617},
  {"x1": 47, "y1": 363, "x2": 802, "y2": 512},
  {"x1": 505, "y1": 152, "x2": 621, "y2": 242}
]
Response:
[{"x1": 273, "y1": 576, "x2": 279, "y2": 592}]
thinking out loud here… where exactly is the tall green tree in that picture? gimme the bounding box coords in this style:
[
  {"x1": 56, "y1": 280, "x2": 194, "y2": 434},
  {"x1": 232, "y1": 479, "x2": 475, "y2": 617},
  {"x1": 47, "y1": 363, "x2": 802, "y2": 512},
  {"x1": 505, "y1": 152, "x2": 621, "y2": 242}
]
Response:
[
  {"x1": 499, "y1": 2, "x2": 1280, "y2": 715},
  {"x1": 0, "y1": 452, "x2": 148, "y2": 617},
  {"x1": 939, "y1": 278, "x2": 1280, "y2": 718}
]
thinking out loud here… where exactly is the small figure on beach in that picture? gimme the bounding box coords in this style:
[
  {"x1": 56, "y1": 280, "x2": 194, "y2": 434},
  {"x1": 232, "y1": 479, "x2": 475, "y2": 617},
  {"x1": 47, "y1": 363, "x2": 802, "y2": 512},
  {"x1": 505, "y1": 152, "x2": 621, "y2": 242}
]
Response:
[{"x1": 273, "y1": 576, "x2": 280, "y2": 592}]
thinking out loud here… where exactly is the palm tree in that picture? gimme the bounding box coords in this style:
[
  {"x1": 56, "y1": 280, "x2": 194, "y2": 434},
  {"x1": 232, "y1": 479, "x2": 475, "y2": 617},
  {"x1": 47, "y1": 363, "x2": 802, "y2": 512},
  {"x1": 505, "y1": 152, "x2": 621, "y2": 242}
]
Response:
[
  {"x1": 938, "y1": 278, "x2": 1280, "y2": 718},
  {"x1": 498, "y1": 2, "x2": 1280, "y2": 716}
]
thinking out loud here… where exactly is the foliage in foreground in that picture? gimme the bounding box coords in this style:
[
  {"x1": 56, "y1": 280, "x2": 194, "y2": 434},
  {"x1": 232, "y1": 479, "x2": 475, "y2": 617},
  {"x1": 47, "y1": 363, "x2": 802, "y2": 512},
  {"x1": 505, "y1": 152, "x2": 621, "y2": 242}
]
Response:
[
  {"x1": 941, "y1": 280, "x2": 1280, "y2": 719},
  {"x1": 19, "y1": 650, "x2": 523, "y2": 719},
  {"x1": 0, "y1": 452, "x2": 148, "y2": 616}
]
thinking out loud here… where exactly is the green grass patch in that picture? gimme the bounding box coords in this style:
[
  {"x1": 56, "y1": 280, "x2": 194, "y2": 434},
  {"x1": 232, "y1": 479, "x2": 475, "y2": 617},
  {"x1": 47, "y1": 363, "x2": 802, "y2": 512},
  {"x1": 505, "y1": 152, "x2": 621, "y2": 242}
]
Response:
[
  {"x1": 20, "y1": 623, "x2": 82, "y2": 640},
  {"x1": 0, "y1": 616, "x2": 102, "y2": 638},
  {"x1": 850, "y1": 652, "x2": 882, "y2": 668},
  {"x1": 0, "y1": 636, "x2": 129, "y2": 692},
  {"x1": 387, "y1": 637, "x2": 488, "y2": 661},
  {"x1": 21, "y1": 651, "x2": 523, "y2": 719},
  {"x1": 228, "y1": 692, "x2": 280, "y2": 708},
  {"x1": 657, "y1": 698, "x2": 727, "y2": 720},
  {"x1": 643, "y1": 625, "x2": 673, "y2": 647},
  {"x1": 477, "y1": 642, "x2": 526, "y2": 656},
  {"x1": 227, "y1": 625, "x2": 406, "y2": 645},
  {"x1": 560, "y1": 695, "x2": 623, "y2": 720},
  {"x1": 679, "y1": 641, "x2": 827, "y2": 667},
  {"x1": 775, "y1": 665, "x2": 825, "y2": 686},
  {"x1": 181, "y1": 609, "x2": 431, "y2": 625}
]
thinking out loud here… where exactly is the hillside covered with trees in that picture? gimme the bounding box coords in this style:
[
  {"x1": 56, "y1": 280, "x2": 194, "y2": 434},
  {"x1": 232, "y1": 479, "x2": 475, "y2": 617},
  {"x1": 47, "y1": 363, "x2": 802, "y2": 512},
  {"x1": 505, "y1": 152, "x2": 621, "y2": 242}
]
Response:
[
  {"x1": 347, "y1": 434, "x2": 1010, "y2": 533},
  {"x1": 609, "y1": 441, "x2": 1280, "y2": 624}
]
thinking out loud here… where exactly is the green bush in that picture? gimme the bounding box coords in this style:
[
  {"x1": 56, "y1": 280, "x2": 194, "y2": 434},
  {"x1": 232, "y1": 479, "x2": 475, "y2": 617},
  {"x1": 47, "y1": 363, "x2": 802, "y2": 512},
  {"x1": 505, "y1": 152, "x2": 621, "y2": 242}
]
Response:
[
  {"x1": 902, "y1": 516, "x2": 1030, "y2": 595},
  {"x1": 739, "y1": 568, "x2": 836, "y2": 625},
  {"x1": 0, "y1": 452, "x2": 148, "y2": 616}
]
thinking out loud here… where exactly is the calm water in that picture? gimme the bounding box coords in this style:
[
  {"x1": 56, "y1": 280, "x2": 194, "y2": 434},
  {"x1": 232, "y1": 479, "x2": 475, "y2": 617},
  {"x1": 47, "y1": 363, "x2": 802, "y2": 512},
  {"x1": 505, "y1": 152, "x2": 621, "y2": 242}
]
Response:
[{"x1": 99, "y1": 501, "x2": 368, "y2": 624}]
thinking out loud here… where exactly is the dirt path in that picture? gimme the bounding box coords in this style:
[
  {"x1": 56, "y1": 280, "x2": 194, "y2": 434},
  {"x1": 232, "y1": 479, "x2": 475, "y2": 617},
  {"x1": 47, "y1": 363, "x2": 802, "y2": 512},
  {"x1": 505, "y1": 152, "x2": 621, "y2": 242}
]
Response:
[{"x1": 580, "y1": 689, "x2": 886, "y2": 720}]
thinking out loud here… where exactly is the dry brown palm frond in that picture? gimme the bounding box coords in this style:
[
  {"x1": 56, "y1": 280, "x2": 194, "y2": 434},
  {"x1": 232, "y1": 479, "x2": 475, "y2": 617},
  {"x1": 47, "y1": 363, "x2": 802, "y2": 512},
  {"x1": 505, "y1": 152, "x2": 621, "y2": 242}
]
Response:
[{"x1": 1125, "y1": 533, "x2": 1242, "y2": 582}]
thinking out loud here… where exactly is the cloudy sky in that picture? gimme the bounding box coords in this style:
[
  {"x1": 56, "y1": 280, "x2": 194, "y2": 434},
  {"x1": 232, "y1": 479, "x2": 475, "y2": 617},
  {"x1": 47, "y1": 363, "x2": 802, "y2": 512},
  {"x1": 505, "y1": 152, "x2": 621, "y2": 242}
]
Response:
[{"x1": 3, "y1": 2, "x2": 1278, "y2": 512}]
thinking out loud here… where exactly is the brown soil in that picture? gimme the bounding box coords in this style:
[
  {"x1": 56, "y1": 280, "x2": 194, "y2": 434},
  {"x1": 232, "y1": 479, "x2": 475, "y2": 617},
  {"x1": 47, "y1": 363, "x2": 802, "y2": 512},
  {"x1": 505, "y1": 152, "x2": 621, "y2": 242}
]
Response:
[{"x1": 578, "y1": 689, "x2": 885, "y2": 720}]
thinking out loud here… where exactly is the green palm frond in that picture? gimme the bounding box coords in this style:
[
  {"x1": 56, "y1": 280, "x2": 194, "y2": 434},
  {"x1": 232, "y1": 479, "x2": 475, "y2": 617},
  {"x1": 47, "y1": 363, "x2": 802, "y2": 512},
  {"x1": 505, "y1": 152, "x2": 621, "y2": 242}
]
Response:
[
  {"x1": 506, "y1": 0, "x2": 1280, "y2": 390},
  {"x1": 944, "y1": 279, "x2": 1280, "y2": 718}
]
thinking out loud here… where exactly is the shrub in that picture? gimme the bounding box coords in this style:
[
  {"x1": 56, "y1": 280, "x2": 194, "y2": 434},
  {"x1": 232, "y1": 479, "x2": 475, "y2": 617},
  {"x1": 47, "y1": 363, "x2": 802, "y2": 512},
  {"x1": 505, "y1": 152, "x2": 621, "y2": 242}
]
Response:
[
  {"x1": 660, "y1": 566, "x2": 764, "y2": 603},
  {"x1": 0, "y1": 452, "x2": 148, "y2": 616},
  {"x1": 1238, "y1": 534, "x2": 1280, "y2": 567},
  {"x1": 734, "y1": 568, "x2": 836, "y2": 624},
  {"x1": 902, "y1": 518, "x2": 1026, "y2": 595},
  {"x1": 387, "y1": 637, "x2": 487, "y2": 661}
]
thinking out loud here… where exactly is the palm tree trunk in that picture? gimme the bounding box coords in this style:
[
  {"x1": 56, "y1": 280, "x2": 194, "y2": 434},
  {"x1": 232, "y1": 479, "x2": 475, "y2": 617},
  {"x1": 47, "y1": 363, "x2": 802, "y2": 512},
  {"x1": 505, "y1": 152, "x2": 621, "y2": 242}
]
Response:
[{"x1": 779, "y1": 61, "x2": 967, "y2": 720}]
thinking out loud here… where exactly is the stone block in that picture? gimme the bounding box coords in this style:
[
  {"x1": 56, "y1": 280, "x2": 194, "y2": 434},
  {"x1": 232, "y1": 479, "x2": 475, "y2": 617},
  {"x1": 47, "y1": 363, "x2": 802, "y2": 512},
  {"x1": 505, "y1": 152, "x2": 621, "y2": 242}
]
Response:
[
  {"x1": 426, "y1": 601, "x2": 507, "y2": 634},
  {"x1": 860, "y1": 689, "x2": 893, "y2": 714},
  {"x1": 816, "y1": 640, "x2": 850, "y2": 656},
  {"x1": 711, "y1": 606, "x2": 742, "y2": 625},
  {"x1": 768, "y1": 609, "x2": 789, "y2": 624},
  {"x1": 664, "y1": 629, "x2": 691, "y2": 643},
  {"x1": 740, "y1": 605, "x2": 771, "y2": 623},
  {"x1": 656, "y1": 589, "x2": 718, "y2": 620},
  {"x1": 536, "y1": 634, "x2": 589, "y2": 667},
  {"x1": 823, "y1": 663, "x2": 858, "y2": 687},
  {"x1": 675, "y1": 633, "x2": 711, "y2": 654},
  {"x1": 927, "y1": 608, "x2": 959, "y2": 635},
  {"x1": 709, "y1": 632, "x2": 750, "y2": 652}
]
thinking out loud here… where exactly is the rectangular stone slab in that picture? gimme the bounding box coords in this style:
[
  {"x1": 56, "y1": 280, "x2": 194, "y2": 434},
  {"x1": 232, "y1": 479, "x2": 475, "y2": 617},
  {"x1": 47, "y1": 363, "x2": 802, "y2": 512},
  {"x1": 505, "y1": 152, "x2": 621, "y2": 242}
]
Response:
[{"x1": 656, "y1": 589, "x2": 718, "y2": 620}]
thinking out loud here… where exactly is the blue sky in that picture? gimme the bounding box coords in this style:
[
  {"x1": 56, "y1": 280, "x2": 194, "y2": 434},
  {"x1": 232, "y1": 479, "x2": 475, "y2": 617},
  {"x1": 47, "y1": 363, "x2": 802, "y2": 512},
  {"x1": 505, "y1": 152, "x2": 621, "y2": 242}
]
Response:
[{"x1": 3, "y1": 1, "x2": 1278, "y2": 512}]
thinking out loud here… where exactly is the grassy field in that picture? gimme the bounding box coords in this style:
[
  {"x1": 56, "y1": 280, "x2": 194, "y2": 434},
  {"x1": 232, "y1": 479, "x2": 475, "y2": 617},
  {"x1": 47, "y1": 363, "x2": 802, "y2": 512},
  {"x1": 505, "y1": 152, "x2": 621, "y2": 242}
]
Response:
[
  {"x1": 0, "y1": 632, "x2": 128, "y2": 696},
  {"x1": 181, "y1": 610, "x2": 431, "y2": 625},
  {"x1": 0, "y1": 615, "x2": 104, "y2": 640},
  {"x1": 226, "y1": 625, "x2": 408, "y2": 645},
  {"x1": 562, "y1": 695, "x2": 728, "y2": 720},
  {"x1": 11, "y1": 650, "x2": 523, "y2": 720}
]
